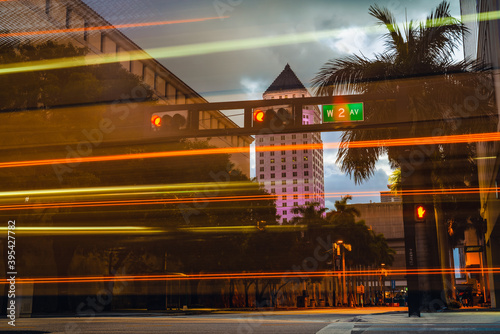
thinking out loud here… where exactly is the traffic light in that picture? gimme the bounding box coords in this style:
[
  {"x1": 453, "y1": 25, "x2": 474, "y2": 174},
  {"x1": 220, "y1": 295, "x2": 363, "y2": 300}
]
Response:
[
  {"x1": 251, "y1": 107, "x2": 292, "y2": 130},
  {"x1": 414, "y1": 204, "x2": 427, "y2": 222},
  {"x1": 150, "y1": 112, "x2": 187, "y2": 132}
]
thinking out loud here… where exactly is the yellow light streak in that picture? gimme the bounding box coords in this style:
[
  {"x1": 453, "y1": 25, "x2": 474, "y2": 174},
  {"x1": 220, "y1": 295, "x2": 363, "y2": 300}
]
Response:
[
  {"x1": 0, "y1": 226, "x2": 161, "y2": 235},
  {"x1": 0, "y1": 181, "x2": 254, "y2": 198},
  {"x1": 1, "y1": 10, "x2": 499, "y2": 75},
  {"x1": 0, "y1": 16, "x2": 228, "y2": 38}
]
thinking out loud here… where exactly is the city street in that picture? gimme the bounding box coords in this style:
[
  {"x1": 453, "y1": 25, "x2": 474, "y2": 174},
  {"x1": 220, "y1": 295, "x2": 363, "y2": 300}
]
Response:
[{"x1": 1, "y1": 308, "x2": 500, "y2": 333}]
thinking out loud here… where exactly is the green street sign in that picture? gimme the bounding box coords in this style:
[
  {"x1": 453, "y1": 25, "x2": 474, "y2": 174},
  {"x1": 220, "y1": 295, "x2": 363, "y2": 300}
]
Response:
[{"x1": 323, "y1": 103, "x2": 364, "y2": 122}]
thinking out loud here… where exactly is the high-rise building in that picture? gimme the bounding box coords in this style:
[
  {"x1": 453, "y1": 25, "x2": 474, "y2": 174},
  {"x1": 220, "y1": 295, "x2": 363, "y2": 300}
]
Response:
[{"x1": 255, "y1": 64, "x2": 325, "y2": 224}]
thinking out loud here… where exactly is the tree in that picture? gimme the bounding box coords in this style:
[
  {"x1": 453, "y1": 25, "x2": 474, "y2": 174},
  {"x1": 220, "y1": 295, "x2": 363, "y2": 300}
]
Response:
[
  {"x1": 312, "y1": 1, "x2": 495, "y2": 309},
  {"x1": 290, "y1": 201, "x2": 327, "y2": 226},
  {"x1": 388, "y1": 169, "x2": 401, "y2": 194},
  {"x1": 327, "y1": 196, "x2": 394, "y2": 267}
]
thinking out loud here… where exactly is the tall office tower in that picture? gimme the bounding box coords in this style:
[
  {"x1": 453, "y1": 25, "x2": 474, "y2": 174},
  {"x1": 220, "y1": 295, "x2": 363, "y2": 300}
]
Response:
[{"x1": 255, "y1": 64, "x2": 325, "y2": 224}]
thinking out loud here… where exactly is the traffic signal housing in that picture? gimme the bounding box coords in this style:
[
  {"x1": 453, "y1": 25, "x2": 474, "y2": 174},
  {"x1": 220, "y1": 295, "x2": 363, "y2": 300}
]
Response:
[
  {"x1": 414, "y1": 204, "x2": 427, "y2": 222},
  {"x1": 251, "y1": 107, "x2": 293, "y2": 130},
  {"x1": 150, "y1": 111, "x2": 187, "y2": 132}
]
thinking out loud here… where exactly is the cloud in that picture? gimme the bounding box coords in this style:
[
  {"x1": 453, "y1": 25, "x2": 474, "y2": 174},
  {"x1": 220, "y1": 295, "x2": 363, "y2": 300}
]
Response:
[
  {"x1": 240, "y1": 77, "x2": 267, "y2": 100},
  {"x1": 324, "y1": 167, "x2": 390, "y2": 205}
]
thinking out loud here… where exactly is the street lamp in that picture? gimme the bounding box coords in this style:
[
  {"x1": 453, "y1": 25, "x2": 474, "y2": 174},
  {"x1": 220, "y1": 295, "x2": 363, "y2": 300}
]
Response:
[
  {"x1": 334, "y1": 240, "x2": 351, "y2": 306},
  {"x1": 380, "y1": 263, "x2": 387, "y2": 306}
]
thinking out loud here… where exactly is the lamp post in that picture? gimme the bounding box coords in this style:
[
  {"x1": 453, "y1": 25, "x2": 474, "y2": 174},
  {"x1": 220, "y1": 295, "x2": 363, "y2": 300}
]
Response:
[
  {"x1": 334, "y1": 240, "x2": 351, "y2": 306},
  {"x1": 380, "y1": 263, "x2": 387, "y2": 306}
]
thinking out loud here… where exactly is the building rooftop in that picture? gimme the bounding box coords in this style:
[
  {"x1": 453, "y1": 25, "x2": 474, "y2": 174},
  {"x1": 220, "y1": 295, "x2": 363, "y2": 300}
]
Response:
[{"x1": 264, "y1": 64, "x2": 307, "y2": 94}]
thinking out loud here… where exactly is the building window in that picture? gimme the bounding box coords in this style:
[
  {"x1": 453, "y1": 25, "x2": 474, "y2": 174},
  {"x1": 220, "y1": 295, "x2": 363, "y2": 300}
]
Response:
[
  {"x1": 270, "y1": 159, "x2": 275, "y2": 163},
  {"x1": 292, "y1": 142, "x2": 296, "y2": 146},
  {"x1": 270, "y1": 173, "x2": 275, "y2": 179},
  {"x1": 282, "y1": 203, "x2": 287, "y2": 207},
  {"x1": 282, "y1": 195, "x2": 287, "y2": 200},
  {"x1": 304, "y1": 179, "x2": 309, "y2": 184},
  {"x1": 45, "y1": 0, "x2": 51, "y2": 14},
  {"x1": 283, "y1": 218, "x2": 287, "y2": 223},
  {"x1": 293, "y1": 172, "x2": 297, "y2": 176},
  {"x1": 304, "y1": 164, "x2": 309, "y2": 168},
  {"x1": 294, "y1": 202, "x2": 298, "y2": 206},
  {"x1": 270, "y1": 137, "x2": 274, "y2": 141},
  {"x1": 293, "y1": 164, "x2": 297, "y2": 169},
  {"x1": 293, "y1": 187, "x2": 298, "y2": 192},
  {"x1": 293, "y1": 179, "x2": 298, "y2": 184},
  {"x1": 270, "y1": 152, "x2": 275, "y2": 156},
  {"x1": 282, "y1": 172, "x2": 286, "y2": 177},
  {"x1": 271, "y1": 181, "x2": 275, "y2": 185},
  {"x1": 281, "y1": 135, "x2": 285, "y2": 140},
  {"x1": 282, "y1": 180, "x2": 286, "y2": 185},
  {"x1": 259, "y1": 174, "x2": 264, "y2": 179},
  {"x1": 283, "y1": 210, "x2": 287, "y2": 215},
  {"x1": 303, "y1": 134, "x2": 308, "y2": 138},
  {"x1": 259, "y1": 152, "x2": 264, "y2": 157},
  {"x1": 292, "y1": 150, "x2": 297, "y2": 154},
  {"x1": 305, "y1": 186, "x2": 309, "y2": 191},
  {"x1": 281, "y1": 151, "x2": 286, "y2": 155},
  {"x1": 260, "y1": 167, "x2": 264, "y2": 172},
  {"x1": 304, "y1": 171, "x2": 309, "y2": 176},
  {"x1": 271, "y1": 188, "x2": 275, "y2": 193},
  {"x1": 292, "y1": 157, "x2": 297, "y2": 162},
  {"x1": 303, "y1": 149, "x2": 308, "y2": 153},
  {"x1": 305, "y1": 194, "x2": 310, "y2": 199},
  {"x1": 270, "y1": 166, "x2": 275, "y2": 171},
  {"x1": 281, "y1": 158, "x2": 286, "y2": 162},
  {"x1": 100, "y1": 33, "x2": 106, "y2": 52},
  {"x1": 259, "y1": 138, "x2": 264, "y2": 142},
  {"x1": 65, "y1": 7, "x2": 72, "y2": 28},
  {"x1": 282, "y1": 187, "x2": 286, "y2": 192},
  {"x1": 292, "y1": 134, "x2": 296, "y2": 139},
  {"x1": 260, "y1": 159, "x2": 264, "y2": 164}
]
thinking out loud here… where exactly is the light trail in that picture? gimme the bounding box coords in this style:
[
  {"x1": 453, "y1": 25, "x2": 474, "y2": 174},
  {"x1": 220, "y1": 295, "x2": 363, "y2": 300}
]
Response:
[
  {"x1": 1, "y1": 10, "x2": 499, "y2": 75},
  {"x1": 0, "y1": 132, "x2": 499, "y2": 169},
  {"x1": 0, "y1": 17, "x2": 228, "y2": 39},
  {"x1": 0, "y1": 181, "x2": 255, "y2": 198},
  {"x1": 0, "y1": 226, "x2": 161, "y2": 235},
  {"x1": 0, "y1": 187, "x2": 496, "y2": 212},
  {"x1": 3, "y1": 267, "x2": 500, "y2": 284}
]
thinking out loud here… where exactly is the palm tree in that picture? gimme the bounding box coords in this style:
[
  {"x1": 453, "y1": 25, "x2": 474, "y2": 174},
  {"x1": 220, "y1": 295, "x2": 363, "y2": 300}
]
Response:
[
  {"x1": 327, "y1": 195, "x2": 394, "y2": 267},
  {"x1": 326, "y1": 195, "x2": 360, "y2": 222},
  {"x1": 313, "y1": 1, "x2": 494, "y2": 182},
  {"x1": 291, "y1": 201, "x2": 327, "y2": 226},
  {"x1": 312, "y1": 1, "x2": 496, "y2": 311},
  {"x1": 388, "y1": 169, "x2": 401, "y2": 195}
]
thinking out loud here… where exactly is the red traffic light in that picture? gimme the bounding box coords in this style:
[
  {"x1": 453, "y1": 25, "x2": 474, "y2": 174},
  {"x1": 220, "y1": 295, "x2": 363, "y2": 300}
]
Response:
[
  {"x1": 151, "y1": 115, "x2": 162, "y2": 127},
  {"x1": 253, "y1": 109, "x2": 265, "y2": 122},
  {"x1": 415, "y1": 205, "x2": 426, "y2": 221}
]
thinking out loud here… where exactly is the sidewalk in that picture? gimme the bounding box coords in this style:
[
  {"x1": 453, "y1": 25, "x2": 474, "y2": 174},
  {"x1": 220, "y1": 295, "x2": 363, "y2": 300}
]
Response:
[{"x1": 318, "y1": 308, "x2": 500, "y2": 334}]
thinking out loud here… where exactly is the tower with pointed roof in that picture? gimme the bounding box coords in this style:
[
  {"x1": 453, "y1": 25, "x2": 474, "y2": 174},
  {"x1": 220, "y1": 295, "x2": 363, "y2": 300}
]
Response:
[{"x1": 255, "y1": 64, "x2": 325, "y2": 224}]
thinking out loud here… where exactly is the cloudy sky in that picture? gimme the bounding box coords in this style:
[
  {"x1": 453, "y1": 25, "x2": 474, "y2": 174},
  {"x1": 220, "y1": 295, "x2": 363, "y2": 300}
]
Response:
[{"x1": 84, "y1": 0, "x2": 462, "y2": 206}]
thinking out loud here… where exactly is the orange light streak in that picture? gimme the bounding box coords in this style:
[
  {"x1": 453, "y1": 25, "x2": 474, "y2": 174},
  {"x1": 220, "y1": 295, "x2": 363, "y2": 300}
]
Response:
[
  {"x1": 0, "y1": 132, "x2": 498, "y2": 170},
  {"x1": 0, "y1": 16, "x2": 228, "y2": 38},
  {"x1": 4, "y1": 267, "x2": 500, "y2": 284}
]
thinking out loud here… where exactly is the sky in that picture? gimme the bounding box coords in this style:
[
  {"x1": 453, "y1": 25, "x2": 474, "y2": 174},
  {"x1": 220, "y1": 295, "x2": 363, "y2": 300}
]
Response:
[{"x1": 83, "y1": 0, "x2": 462, "y2": 207}]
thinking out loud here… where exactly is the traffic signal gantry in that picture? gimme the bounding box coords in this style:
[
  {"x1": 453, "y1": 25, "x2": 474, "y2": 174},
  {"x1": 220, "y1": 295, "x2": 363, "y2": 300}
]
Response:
[{"x1": 144, "y1": 94, "x2": 385, "y2": 141}]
